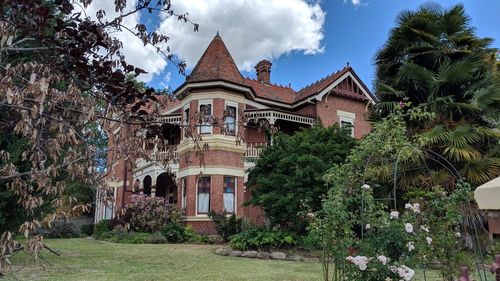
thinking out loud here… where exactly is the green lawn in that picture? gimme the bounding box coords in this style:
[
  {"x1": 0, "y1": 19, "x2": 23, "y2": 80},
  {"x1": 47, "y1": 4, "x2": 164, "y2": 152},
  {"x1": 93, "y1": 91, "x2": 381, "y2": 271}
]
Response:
[
  {"x1": 3, "y1": 239, "x2": 485, "y2": 281},
  {"x1": 4, "y1": 238, "x2": 323, "y2": 281}
]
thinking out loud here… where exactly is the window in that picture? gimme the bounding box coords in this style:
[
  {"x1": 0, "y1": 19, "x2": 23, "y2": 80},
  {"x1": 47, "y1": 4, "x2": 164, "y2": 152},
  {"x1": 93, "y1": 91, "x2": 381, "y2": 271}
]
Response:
[
  {"x1": 197, "y1": 176, "x2": 211, "y2": 213},
  {"x1": 181, "y1": 178, "x2": 187, "y2": 209},
  {"x1": 199, "y1": 102, "x2": 212, "y2": 134},
  {"x1": 337, "y1": 111, "x2": 355, "y2": 137},
  {"x1": 340, "y1": 117, "x2": 354, "y2": 137},
  {"x1": 223, "y1": 176, "x2": 236, "y2": 213},
  {"x1": 184, "y1": 107, "x2": 190, "y2": 125},
  {"x1": 224, "y1": 104, "x2": 237, "y2": 136}
]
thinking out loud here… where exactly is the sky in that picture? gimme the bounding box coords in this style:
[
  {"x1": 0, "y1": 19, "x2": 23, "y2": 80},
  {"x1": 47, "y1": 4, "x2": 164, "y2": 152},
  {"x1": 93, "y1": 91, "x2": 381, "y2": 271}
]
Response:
[{"x1": 85, "y1": 0, "x2": 500, "y2": 93}]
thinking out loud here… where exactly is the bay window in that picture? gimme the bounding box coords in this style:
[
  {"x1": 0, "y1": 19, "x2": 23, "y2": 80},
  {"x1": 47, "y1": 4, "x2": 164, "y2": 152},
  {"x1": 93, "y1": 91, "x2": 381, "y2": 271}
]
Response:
[
  {"x1": 181, "y1": 178, "x2": 187, "y2": 209},
  {"x1": 197, "y1": 176, "x2": 211, "y2": 214},
  {"x1": 224, "y1": 103, "x2": 237, "y2": 136},
  {"x1": 199, "y1": 101, "x2": 212, "y2": 134},
  {"x1": 223, "y1": 176, "x2": 235, "y2": 213}
]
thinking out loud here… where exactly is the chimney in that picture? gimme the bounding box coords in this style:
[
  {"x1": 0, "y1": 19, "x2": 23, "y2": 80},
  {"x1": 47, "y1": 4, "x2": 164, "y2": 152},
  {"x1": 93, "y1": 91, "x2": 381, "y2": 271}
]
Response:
[{"x1": 255, "y1": 60, "x2": 272, "y2": 83}]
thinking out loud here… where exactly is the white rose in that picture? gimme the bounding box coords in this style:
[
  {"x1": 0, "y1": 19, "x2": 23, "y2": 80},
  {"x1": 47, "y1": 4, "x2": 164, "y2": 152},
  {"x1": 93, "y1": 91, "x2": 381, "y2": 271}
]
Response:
[
  {"x1": 377, "y1": 255, "x2": 388, "y2": 265},
  {"x1": 390, "y1": 211, "x2": 399, "y2": 219},
  {"x1": 426, "y1": 237, "x2": 432, "y2": 245},
  {"x1": 404, "y1": 223, "x2": 414, "y2": 233},
  {"x1": 362, "y1": 184, "x2": 370, "y2": 190},
  {"x1": 407, "y1": 241, "x2": 415, "y2": 251},
  {"x1": 365, "y1": 224, "x2": 371, "y2": 230}
]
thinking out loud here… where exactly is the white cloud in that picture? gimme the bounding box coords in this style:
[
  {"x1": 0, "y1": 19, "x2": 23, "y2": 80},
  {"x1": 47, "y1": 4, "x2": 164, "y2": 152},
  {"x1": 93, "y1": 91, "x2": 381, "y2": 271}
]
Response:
[
  {"x1": 344, "y1": 0, "x2": 366, "y2": 8},
  {"x1": 79, "y1": 0, "x2": 167, "y2": 82},
  {"x1": 156, "y1": 0, "x2": 325, "y2": 72}
]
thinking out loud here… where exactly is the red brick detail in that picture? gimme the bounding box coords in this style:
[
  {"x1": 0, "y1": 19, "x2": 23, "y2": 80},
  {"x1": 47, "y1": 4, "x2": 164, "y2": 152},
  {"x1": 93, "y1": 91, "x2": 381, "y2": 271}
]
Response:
[
  {"x1": 186, "y1": 221, "x2": 217, "y2": 235},
  {"x1": 255, "y1": 60, "x2": 272, "y2": 83},
  {"x1": 294, "y1": 103, "x2": 316, "y2": 116},
  {"x1": 316, "y1": 95, "x2": 372, "y2": 139}
]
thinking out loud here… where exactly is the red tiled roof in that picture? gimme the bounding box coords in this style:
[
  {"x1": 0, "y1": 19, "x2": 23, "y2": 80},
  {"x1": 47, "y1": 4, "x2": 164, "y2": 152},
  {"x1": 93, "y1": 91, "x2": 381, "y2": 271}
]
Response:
[
  {"x1": 294, "y1": 68, "x2": 350, "y2": 102},
  {"x1": 187, "y1": 33, "x2": 243, "y2": 84},
  {"x1": 243, "y1": 78, "x2": 296, "y2": 104},
  {"x1": 183, "y1": 34, "x2": 375, "y2": 105}
]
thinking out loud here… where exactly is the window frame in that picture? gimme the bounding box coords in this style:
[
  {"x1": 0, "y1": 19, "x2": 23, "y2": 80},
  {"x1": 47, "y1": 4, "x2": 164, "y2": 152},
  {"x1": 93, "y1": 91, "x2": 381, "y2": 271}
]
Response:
[
  {"x1": 196, "y1": 176, "x2": 211, "y2": 215},
  {"x1": 181, "y1": 177, "x2": 187, "y2": 209},
  {"x1": 223, "y1": 176, "x2": 236, "y2": 214},
  {"x1": 224, "y1": 101, "x2": 238, "y2": 136},
  {"x1": 337, "y1": 110, "x2": 355, "y2": 137},
  {"x1": 198, "y1": 100, "x2": 213, "y2": 135}
]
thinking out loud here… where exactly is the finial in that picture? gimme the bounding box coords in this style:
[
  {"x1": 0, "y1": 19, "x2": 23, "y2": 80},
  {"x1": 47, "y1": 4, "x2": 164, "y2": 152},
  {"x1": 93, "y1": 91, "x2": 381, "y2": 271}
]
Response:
[
  {"x1": 347, "y1": 62, "x2": 350, "y2": 67},
  {"x1": 216, "y1": 31, "x2": 220, "y2": 37}
]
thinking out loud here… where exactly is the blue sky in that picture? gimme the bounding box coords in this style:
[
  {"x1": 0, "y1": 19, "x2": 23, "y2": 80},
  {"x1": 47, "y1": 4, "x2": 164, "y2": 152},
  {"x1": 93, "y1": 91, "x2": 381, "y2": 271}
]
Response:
[{"x1": 144, "y1": 0, "x2": 500, "y2": 93}]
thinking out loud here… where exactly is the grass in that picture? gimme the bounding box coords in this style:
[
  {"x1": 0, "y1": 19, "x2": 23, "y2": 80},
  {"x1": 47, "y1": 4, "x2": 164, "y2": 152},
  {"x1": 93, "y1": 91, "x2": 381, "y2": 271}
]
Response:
[
  {"x1": 4, "y1": 238, "x2": 323, "y2": 281},
  {"x1": 3, "y1": 239, "x2": 493, "y2": 281}
]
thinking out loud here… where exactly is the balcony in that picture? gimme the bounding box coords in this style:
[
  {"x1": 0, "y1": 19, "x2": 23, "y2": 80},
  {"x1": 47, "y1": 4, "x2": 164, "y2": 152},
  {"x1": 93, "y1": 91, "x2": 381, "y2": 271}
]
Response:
[
  {"x1": 153, "y1": 145, "x2": 179, "y2": 162},
  {"x1": 245, "y1": 142, "x2": 267, "y2": 159}
]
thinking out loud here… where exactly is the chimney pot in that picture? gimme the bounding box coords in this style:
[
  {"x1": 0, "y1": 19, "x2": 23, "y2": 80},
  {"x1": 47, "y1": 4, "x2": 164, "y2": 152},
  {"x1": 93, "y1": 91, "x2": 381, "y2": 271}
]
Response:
[{"x1": 255, "y1": 60, "x2": 272, "y2": 84}]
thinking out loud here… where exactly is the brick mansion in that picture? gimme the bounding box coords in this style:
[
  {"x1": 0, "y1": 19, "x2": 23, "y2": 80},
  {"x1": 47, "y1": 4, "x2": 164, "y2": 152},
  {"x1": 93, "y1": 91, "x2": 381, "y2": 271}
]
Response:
[{"x1": 95, "y1": 33, "x2": 377, "y2": 234}]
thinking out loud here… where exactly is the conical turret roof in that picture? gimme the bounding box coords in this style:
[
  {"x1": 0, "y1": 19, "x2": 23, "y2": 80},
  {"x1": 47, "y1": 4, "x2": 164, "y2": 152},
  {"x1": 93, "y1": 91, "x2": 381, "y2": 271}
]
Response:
[{"x1": 187, "y1": 32, "x2": 243, "y2": 84}]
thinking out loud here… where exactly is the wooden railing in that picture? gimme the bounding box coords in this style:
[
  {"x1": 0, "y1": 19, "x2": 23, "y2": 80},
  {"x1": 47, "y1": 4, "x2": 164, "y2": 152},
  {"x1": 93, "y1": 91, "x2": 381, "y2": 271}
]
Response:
[
  {"x1": 245, "y1": 142, "x2": 267, "y2": 158},
  {"x1": 154, "y1": 145, "x2": 179, "y2": 162}
]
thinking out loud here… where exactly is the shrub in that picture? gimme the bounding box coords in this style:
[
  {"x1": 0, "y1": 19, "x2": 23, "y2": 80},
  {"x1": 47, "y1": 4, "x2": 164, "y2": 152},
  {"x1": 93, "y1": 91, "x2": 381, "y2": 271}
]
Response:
[
  {"x1": 98, "y1": 231, "x2": 114, "y2": 240},
  {"x1": 208, "y1": 211, "x2": 243, "y2": 241},
  {"x1": 111, "y1": 225, "x2": 128, "y2": 241},
  {"x1": 80, "y1": 224, "x2": 94, "y2": 236},
  {"x1": 148, "y1": 232, "x2": 167, "y2": 244},
  {"x1": 161, "y1": 222, "x2": 185, "y2": 243},
  {"x1": 126, "y1": 197, "x2": 184, "y2": 232},
  {"x1": 126, "y1": 232, "x2": 151, "y2": 244},
  {"x1": 45, "y1": 221, "x2": 80, "y2": 238},
  {"x1": 93, "y1": 219, "x2": 111, "y2": 239},
  {"x1": 229, "y1": 228, "x2": 296, "y2": 251},
  {"x1": 183, "y1": 225, "x2": 200, "y2": 243}
]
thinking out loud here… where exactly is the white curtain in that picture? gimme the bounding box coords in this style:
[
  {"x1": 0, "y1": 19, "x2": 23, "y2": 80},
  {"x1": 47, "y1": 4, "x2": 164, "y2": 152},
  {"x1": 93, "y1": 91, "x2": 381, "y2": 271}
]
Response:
[
  {"x1": 223, "y1": 193, "x2": 235, "y2": 213},
  {"x1": 225, "y1": 116, "x2": 235, "y2": 135},
  {"x1": 198, "y1": 193, "x2": 210, "y2": 213}
]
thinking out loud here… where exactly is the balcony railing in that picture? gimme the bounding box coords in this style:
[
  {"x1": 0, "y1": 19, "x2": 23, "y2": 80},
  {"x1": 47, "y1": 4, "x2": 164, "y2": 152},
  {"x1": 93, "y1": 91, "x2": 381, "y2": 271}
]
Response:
[
  {"x1": 154, "y1": 145, "x2": 179, "y2": 162},
  {"x1": 245, "y1": 142, "x2": 267, "y2": 159}
]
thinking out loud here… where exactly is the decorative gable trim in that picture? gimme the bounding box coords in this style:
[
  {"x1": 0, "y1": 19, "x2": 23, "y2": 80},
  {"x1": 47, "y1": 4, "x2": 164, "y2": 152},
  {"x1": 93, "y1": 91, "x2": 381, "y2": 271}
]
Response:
[{"x1": 315, "y1": 71, "x2": 376, "y2": 104}]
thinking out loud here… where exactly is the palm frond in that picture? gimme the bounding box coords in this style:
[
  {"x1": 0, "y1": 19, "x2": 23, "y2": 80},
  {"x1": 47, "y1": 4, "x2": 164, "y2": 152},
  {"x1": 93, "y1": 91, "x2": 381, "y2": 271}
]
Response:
[{"x1": 460, "y1": 157, "x2": 500, "y2": 184}]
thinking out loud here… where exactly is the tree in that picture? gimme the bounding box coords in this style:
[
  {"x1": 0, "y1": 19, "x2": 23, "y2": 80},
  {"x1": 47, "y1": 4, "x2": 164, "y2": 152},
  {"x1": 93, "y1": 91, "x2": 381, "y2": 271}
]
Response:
[
  {"x1": 374, "y1": 2, "x2": 500, "y2": 186},
  {"x1": 246, "y1": 126, "x2": 356, "y2": 233},
  {"x1": 0, "y1": 0, "x2": 199, "y2": 272}
]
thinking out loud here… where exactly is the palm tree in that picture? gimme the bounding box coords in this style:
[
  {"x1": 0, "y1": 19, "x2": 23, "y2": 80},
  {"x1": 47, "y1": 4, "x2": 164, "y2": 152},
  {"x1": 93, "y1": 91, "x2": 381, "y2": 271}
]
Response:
[{"x1": 374, "y1": 2, "x2": 500, "y2": 186}]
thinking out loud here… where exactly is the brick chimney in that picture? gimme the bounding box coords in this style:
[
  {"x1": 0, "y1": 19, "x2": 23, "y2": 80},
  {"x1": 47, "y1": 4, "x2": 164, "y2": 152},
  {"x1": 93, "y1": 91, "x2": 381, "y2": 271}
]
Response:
[{"x1": 255, "y1": 60, "x2": 272, "y2": 83}]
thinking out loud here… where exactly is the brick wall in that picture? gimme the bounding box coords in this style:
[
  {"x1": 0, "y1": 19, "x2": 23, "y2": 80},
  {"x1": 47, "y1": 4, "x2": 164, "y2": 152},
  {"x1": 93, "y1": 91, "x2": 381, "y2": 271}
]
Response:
[{"x1": 316, "y1": 95, "x2": 372, "y2": 138}]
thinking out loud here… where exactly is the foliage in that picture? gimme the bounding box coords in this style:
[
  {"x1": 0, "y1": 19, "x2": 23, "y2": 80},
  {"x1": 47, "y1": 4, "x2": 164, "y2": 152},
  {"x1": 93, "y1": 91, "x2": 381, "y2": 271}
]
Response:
[
  {"x1": 80, "y1": 224, "x2": 93, "y2": 236},
  {"x1": 374, "y1": 2, "x2": 500, "y2": 185},
  {"x1": 121, "y1": 232, "x2": 152, "y2": 244},
  {"x1": 43, "y1": 221, "x2": 80, "y2": 239},
  {"x1": 229, "y1": 228, "x2": 296, "y2": 251},
  {"x1": 161, "y1": 222, "x2": 186, "y2": 243},
  {"x1": 208, "y1": 211, "x2": 243, "y2": 242},
  {"x1": 247, "y1": 125, "x2": 356, "y2": 233},
  {"x1": 147, "y1": 232, "x2": 167, "y2": 244},
  {"x1": 93, "y1": 219, "x2": 111, "y2": 240},
  {"x1": 0, "y1": 0, "x2": 197, "y2": 272},
  {"x1": 312, "y1": 110, "x2": 483, "y2": 281},
  {"x1": 126, "y1": 196, "x2": 183, "y2": 233}
]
